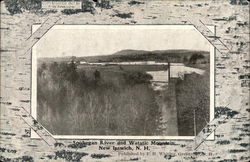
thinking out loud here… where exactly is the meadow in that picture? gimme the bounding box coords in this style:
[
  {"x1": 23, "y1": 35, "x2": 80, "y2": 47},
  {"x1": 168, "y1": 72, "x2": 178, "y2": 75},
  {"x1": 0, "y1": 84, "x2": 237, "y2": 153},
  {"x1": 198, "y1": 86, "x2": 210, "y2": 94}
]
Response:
[
  {"x1": 36, "y1": 50, "x2": 210, "y2": 136},
  {"x1": 37, "y1": 61, "x2": 164, "y2": 135}
]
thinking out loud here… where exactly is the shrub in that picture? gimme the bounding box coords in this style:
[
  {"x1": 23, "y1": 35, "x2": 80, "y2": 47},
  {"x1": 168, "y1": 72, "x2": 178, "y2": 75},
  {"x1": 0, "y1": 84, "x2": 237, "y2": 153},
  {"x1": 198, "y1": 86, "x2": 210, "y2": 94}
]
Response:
[
  {"x1": 37, "y1": 61, "x2": 163, "y2": 135},
  {"x1": 189, "y1": 54, "x2": 205, "y2": 64},
  {"x1": 175, "y1": 72, "x2": 209, "y2": 136}
]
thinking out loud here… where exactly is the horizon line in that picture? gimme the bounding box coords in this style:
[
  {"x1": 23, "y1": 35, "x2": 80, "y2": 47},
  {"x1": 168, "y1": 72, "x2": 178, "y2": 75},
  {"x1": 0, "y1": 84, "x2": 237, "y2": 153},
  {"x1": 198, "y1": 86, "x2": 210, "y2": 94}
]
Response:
[{"x1": 37, "y1": 49, "x2": 210, "y2": 59}]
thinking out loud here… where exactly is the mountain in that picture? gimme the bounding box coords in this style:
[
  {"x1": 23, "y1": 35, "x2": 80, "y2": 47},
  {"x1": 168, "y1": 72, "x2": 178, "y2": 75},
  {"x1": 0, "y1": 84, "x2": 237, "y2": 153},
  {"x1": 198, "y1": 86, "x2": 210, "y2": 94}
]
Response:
[
  {"x1": 113, "y1": 49, "x2": 209, "y2": 56},
  {"x1": 38, "y1": 49, "x2": 210, "y2": 64},
  {"x1": 113, "y1": 49, "x2": 151, "y2": 56},
  {"x1": 92, "y1": 49, "x2": 210, "y2": 63}
]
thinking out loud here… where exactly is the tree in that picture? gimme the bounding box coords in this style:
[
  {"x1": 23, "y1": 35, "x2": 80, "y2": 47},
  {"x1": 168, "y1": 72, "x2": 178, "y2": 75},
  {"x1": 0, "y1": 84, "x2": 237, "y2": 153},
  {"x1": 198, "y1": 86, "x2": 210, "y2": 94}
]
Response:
[
  {"x1": 66, "y1": 61, "x2": 79, "y2": 83},
  {"x1": 94, "y1": 70, "x2": 101, "y2": 82},
  {"x1": 175, "y1": 73, "x2": 209, "y2": 136},
  {"x1": 189, "y1": 54, "x2": 205, "y2": 64}
]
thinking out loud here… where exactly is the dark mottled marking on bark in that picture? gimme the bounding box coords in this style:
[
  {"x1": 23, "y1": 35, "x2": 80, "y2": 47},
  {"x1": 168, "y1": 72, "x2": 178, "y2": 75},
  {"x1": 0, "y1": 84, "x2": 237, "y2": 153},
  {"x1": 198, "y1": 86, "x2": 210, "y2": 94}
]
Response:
[
  {"x1": 229, "y1": 149, "x2": 247, "y2": 153},
  {"x1": 193, "y1": 152, "x2": 205, "y2": 156},
  {"x1": 27, "y1": 145, "x2": 38, "y2": 147},
  {"x1": 0, "y1": 147, "x2": 17, "y2": 153},
  {"x1": 241, "y1": 80, "x2": 250, "y2": 87},
  {"x1": 195, "y1": 4, "x2": 202, "y2": 7},
  {"x1": 215, "y1": 134, "x2": 225, "y2": 138},
  {"x1": 245, "y1": 108, "x2": 250, "y2": 112},
  {"x1": 10, "y1": 108, "x2": 20, "y2": 111},
  {"x1": 240, "y1": 156, "x2": 250, "y2": 161},
  {"x1": 237, "y1": 128, "x2": 250, "y2": 132},
  {"x1": 233, "y1": 35, "x2": 239, "y2": 38},
  {"x1": 91, "y1": 154, "x2": 111, "y2": 159},
  {"x1": 221, "y1": 54, "x2": 231, "y2": 59},
  {"x1": 243, "y1": 65, "x2": 250, "y2": 69},
  {"x1": 54, "y1": 150, "x2": 88, "y2": 161},
  {"x1": 31, "y1": 120, "x2": 45, "y2": 130},
  {"x1": 0, "y1": 156, "x2": 11, "y2": 162},
  {"x1": 215, "y1": 107, "x2": 239, "y2": 119},
  {"x1": 237, "y1": 22, "x2": 248, "y2": 27},
  {"x1": 47, "y1": 155, "x2": 54, "y2": 160},
  {"x1": 231, "y1": 137, "x2": 242, "y2": 141},
  {"x1": 218, "y1": 159, "x2": 237, "y2": 162},
  {"x1": 239, "y1": 143, "x2": 249, "y2": 147},
  {"x1": 0, "y1": 27, "x2": 10, "y2": 30},
  {"x1": 207, "y1": 35, "x2": 222, "y2": 39},
  {"x1": 212, "y1": 156, "x2": 221, "y2": 159},
  {"x1": 164, "y1": 154, "x2": 175, "y2": 160},
  {"x1": 18, "y1": 73, "x2": 26, "y2": 76},
  {"x1": 174, "y1": 4, "x2": 185, "y2": 7},
  {"x1": 54, "y1": 142, "x2": 65, "y2": 147},
  {"x1": 5, "y1": 156, "x2": 34, "y2": 162},
  {"x1": 0, "y1": 49, "x2": 15, "y2": 52},
  {"x1": 33, "y1": 120, "x2": 38, "y2": 125},
  {"x1": 0, "y1": 132, "x2": 16, "y2": 136},
  {"x1": 61, "y1": 9, "x2": 84, "y2": 15},
  {"x1": 131, "y1": 20, "x2": 137, "y2": 24},
  {"x1": 0, "y1": 101, "x2": 12, "y2": 105},
  {"x1": 130, "y1": 157, "x2": 139, "y2": 161},
  {"x1": 25, "y1": 129, "x2": 31, "y2": 134},
  {"x1": 18, "y1": 87, "x2": 30, "y2": 91},
  {"x1": 20, "y1": 100, "x2": 30, "y2": 103},
  {"x1": 22, "y1": 134, "x2": 30, "y2": 137},
  {"x1": 114, "y1": 12, "x2": 133, "y2": 19},
  {"x1": 216, "y1": 140, "x2": 230, "y2": 145},
  {"x1": 230, "y1": 0, "x2": 249, "y2": 5},
  {"x1": 239, "y1": 133, "x2": 250, "y2": 137},
  {"x1": 212, "y1": 16, "x2": 236, "y2": 22},
  {"x1": 239, "y1": 74, "x2": 250, "y2": 79},
  {"x1": 218, "y1": 121, "x2": 227, "y2": 124},
  {"x1": 128, "y1": 1, "x2": 145, "y2": 5}
]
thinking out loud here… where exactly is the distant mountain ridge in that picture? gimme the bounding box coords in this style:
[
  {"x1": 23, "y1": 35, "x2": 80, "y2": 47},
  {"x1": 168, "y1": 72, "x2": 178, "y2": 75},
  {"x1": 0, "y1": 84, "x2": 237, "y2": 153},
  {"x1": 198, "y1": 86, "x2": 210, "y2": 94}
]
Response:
[
  {"x1": 113, "y1": 49, "x2": 209, "y2": 56},
  {"x1": 38, "y1": 49, "x2": 210, "y2": 64}
]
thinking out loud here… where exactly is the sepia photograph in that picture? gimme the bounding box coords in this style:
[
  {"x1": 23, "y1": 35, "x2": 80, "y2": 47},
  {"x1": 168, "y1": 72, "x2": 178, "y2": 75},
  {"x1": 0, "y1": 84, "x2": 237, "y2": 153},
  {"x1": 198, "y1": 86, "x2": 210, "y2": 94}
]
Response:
[
  {"x1": 1, "y1": 0, "x2": 249, "y2": 161},
  {"x1": 32, "y1": 25, "x2": 214, "y2": 138}
]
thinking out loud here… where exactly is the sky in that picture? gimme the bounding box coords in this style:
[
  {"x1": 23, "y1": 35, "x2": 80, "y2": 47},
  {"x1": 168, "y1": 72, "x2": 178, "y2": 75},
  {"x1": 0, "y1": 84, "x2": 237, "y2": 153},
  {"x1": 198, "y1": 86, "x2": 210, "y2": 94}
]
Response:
[{"x1": 33, "y1": 25, "x2": 213, "y2": 58}]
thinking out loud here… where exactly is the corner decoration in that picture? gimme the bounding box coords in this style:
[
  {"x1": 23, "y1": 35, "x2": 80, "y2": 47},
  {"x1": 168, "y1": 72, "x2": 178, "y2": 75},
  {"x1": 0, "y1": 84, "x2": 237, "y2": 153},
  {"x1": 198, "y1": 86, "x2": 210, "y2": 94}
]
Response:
[{"x1": 15, "y1": 12, "x2": 236, "y2": 149}]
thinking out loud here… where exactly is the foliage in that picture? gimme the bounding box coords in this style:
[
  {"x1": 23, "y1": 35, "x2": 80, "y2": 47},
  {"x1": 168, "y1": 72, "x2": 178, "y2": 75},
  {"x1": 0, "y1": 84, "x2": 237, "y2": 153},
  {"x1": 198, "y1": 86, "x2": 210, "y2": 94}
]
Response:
[
  {"x1": 175, "y1": 72, "x2": 210, "y2": 136},
  {"x1": 37, "y1": 61, "x2": 163, "y2": 135},
  {"x1": 189, "y1": 54, "x2": 206, "y2": 64},
  {"x1": 123, "y1": 71, "x2": 153, "y2": 85},
  {"x1": 80, "y1": 50, "x2": 210, "y2": 64}
]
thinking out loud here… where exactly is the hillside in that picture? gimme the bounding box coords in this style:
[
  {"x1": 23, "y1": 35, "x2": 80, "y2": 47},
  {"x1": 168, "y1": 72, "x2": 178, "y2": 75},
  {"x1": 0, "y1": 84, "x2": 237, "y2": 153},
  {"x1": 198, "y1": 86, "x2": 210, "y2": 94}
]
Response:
[
  {"x1": 81, "y1": 49, "x2": 210, "y2": 63},
  {"x1": 38, "y1": 49, "x2": 210, "y2": 64},
  {"x1": 113, "y1": 49, "x2": 209, "y2": 56}
]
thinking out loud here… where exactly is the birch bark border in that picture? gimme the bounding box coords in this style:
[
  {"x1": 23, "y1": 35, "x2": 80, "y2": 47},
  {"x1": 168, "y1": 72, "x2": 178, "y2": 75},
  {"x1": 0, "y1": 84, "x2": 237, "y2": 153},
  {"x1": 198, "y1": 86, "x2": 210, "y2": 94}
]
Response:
[{"x1": 18, "y1": 14, "x2": 231, "y2": 149}]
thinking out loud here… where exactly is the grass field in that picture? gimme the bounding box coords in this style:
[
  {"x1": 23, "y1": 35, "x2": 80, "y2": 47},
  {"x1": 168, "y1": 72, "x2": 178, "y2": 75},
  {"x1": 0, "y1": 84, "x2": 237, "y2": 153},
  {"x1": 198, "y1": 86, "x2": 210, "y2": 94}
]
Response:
[
  {"x1": 37, "y1": 61, "x2": 164, "y2": 135},
  {"x1": 36, "y1": 49, "x2": 210, "y2": 136}
]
